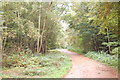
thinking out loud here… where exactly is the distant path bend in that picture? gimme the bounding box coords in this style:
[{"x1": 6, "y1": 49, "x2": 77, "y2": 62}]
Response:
[{"x1": 58, "y1": 49, "x2": 118, "y2": 78}]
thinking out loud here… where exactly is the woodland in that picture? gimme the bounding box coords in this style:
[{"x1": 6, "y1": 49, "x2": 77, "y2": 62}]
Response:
[{"x1": 0, "y1": 1, "x2": 119, "y2": 78}]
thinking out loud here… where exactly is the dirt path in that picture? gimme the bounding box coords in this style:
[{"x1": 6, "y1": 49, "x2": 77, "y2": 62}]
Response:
[{"x1": 58, "y1": 49, "x2": 118, "y2": 78}]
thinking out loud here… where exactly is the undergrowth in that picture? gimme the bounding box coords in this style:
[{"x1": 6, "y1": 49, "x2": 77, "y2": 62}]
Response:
[
  {"x1": 1, "y1": 50, "x2": 72, "y2": 78},
  {"x1": 68, "y1": 47, "x2": 83, "y2": 54},
  {"x1": 85, "y1": 51, "x2": 118, "y2": 70}
]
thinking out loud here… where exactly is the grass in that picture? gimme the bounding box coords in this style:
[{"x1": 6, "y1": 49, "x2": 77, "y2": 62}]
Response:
[
  {"x1": 68, "y1": 47, "x2": 82, "y2": 54},
  {"x1": 85, "y1": 51, "x2": 118, "y2": 70},
  {"x1": 1, "y1": 50, "x2": 72, "y2": 78}
]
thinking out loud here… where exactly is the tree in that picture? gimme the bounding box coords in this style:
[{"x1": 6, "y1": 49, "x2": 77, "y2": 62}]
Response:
[
  {"x1": 2, "y1": 2, "x2": 61, "y2": 54},
  {"x1": 63, "y1": 2, "x2": 119, "y2": 54}
]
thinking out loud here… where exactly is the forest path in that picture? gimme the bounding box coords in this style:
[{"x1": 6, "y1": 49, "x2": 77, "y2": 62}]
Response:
[{"x1": 58, "y1": 49, "x2": 118, "y2": 78}]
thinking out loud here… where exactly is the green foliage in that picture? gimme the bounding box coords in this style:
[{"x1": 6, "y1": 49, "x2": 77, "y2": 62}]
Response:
[
  {"x1": 63, "y1": 2, "x2": 119, "y2": 54},
  {"x1": 2, "y1": 49, "x2": 33, "y2": 68},
  {"x1": 112, "y1": 47, "x2": 120, "y2": 55},
  {"x1": 68, "y1": 46, "x2": 83, "y2": 54},
  {"x1": 102, "y1": 42, "x2": 118, "y2": 47},
  {"x1": 85, "y1": 51, "x2": 118, "y2": 69},
  {"x1": 2, "y1": 50, "x2": 72, "y2": 78},
  {"x1": 1, "y1": 2, "x2": 119, "y2": 78},
  {"x1": 2, "y1": 2, "x2": 61, "y2": 54}
]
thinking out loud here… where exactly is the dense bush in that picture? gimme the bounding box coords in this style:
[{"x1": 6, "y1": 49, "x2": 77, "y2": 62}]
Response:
[{"x1": 85, "y1": 51, "x2": 118, "y2": 69}]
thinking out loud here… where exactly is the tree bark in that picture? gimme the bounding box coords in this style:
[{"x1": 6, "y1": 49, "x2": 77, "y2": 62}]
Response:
[
  {"x1": 40, "y1": 16, "x2": 47, "y2": 54},
  {"x1": 0, "y1": 29, "x2": 2, "y2": 62},
  {"x1": 37, "y1": 3, "x2": 42, "y2": 53},
  {"x1": 106, "y1": 27, "x2": 111, "y2": 54},
  {"x1": 37, "y1": 12, "x2": 41, "y2": 53}
]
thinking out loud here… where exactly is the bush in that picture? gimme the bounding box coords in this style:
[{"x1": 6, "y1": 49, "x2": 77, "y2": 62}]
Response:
[
  {"x1": 68, "y1": 47, "x2": 82, "y2": 54},
  {"x1": 22, "y1": 51, "x2": 71, "y2": 78},
  {"x1": 112, "y1": 47, "x2": 120, "y2": 55},
  {"x1": 85, "y1": 51, "x2": 118, "y2": 69},
  {"x1": 2, "y1": 50, "x2": 72, "y2": 78},
  {"x1": 2, "y1": 49, "x2": 34, "y2": 68}
]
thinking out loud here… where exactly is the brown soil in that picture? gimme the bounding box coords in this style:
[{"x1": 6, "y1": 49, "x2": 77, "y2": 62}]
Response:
[{"x1": 58, "y1": 49, "x2": 118, "y2": 78}]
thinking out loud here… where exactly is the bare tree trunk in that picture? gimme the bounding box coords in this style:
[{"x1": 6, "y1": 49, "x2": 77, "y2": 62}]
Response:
[
  {"x1": 37, "y1": 3, "x2": 42, "y2": 53},
  {"x1": 39, "y1": 3, "x2": 52, "y2": 54},
  {"x1": 0, "y1": 29, "x2": 3, "y2": 69},
  {"x1": 17, "y1": 6, "x2": 21, "y2": 52},
  {"x1": 106, "y1": 27, "x2": 111, "y2": 54},
  {"x1": 37, "y1": 12, "x2": 41, "y2": 53},
  {"x1": 40, "y1": 16, "x2": 47, "y2": 54},
  {"x1": 3, "y1": 28, "x2": 7, "y2": 53}
]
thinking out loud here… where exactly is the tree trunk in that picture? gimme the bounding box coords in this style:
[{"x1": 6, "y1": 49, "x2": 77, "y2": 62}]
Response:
[
  {"x1": 0, "y1": 29, "x2": 3, "y2": 64},
  {"x1": 37, "y1": 12, "x2": 41, "y2": 53},
  {"x1": 106, "y1": 27, "x2": 111, "y2": 54},
  {"x1": 40, "y1": 16, "x2": 47, "y2": 54},
  {"x1": 37, "y1": 3, "x2": 42, "y2": 53}
]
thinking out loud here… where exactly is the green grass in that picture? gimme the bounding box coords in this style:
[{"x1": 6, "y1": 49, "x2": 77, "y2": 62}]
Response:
[
  {"x1": 85, "y1": 51, "x2": 118, "y2": 70},
  {"x1": 68, "y1": 47, "x2": 82, "y2": 54},
  {"x1": 1, "y1": 50, "x2": 72, "y2": 78}
]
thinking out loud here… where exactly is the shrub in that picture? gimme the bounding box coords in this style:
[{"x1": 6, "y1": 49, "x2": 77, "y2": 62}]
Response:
[
  {"x1": 2, "y1": 49, "x2": 33, "y2": 68},
  {"x1": 85, "y1": 51, "x2": 118, "y2": 69},
  {"x1": 68, "y1": 47, "x2": 82, "y2": 54},
  {"x1": 2, "y1": 50, "x2": 72, "y2": 78},
  {"x1": 112, "y1": 47, "x2": 120, "y2": 55}
]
